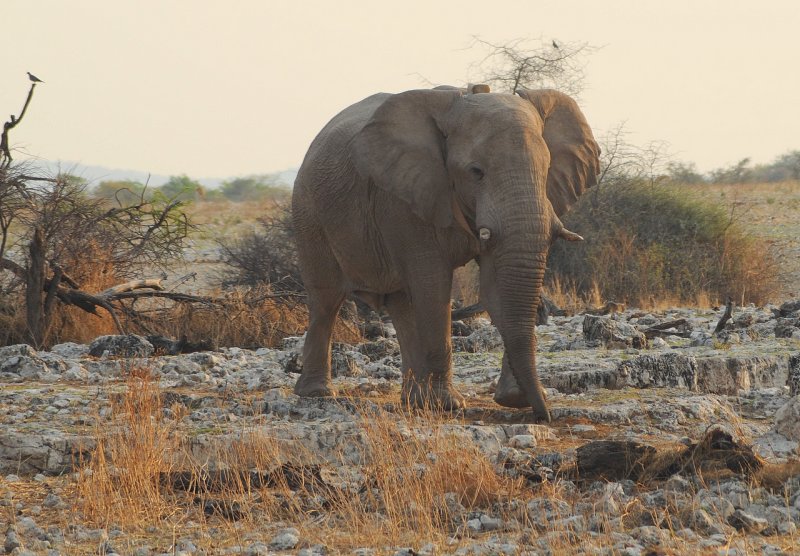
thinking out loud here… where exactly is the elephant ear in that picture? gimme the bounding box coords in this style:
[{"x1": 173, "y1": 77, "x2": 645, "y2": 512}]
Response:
[
  {"x1": 352, "y1": 89, "x2": 462, "y2": 228},
  {"x1": 517, "y1": 89, "x2": 600, "y2": 216}
]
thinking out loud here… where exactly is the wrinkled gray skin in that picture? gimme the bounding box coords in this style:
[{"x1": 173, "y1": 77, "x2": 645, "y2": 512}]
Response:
[{"x1": 292, "y1": 86, "x2": 599, "y2": 422}]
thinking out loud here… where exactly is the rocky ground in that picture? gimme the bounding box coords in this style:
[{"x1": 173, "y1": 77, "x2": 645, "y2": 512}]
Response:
[{"x1": 1, "y1": 302, "x2": 800, "y2": 555}]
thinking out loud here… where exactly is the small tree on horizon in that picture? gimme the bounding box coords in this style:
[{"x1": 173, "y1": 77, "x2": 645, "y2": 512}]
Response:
[{"x1": 219, "y1": 174, "x2": 290, "y2": 202}]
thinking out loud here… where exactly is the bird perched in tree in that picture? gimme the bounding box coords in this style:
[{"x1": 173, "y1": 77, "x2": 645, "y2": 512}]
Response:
[
  {"x1": 27, "y1": 72, "x2": 44, "y2": 83},
  {"x1": 552, "y1": 40, "x2": 559, "y2": 49}
]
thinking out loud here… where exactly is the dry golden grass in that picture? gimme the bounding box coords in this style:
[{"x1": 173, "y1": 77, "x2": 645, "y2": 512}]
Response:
[
  {"x1": 159, "y1": 286, "x2": 361, "y2": 348},
  {"x1": 680, "y1": 180, "x2": 800, "y2": 297},
  {"x1": 65, "y1": 370, "x2": 545, "y2": 552},
  {"x1": 313, "y1": 405, "x2": 529, "y2": 548},
  {"x1": 74, "y1": 365, "x2": 181, "y2": 524},
  {"x1": 0, "y1": 374, "x2": 791, "y2": 554}
]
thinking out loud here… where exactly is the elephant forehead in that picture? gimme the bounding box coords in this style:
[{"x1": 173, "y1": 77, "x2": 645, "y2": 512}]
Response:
[{"x1": 459, "y1": 94, "x2": 543, "y2": 130}]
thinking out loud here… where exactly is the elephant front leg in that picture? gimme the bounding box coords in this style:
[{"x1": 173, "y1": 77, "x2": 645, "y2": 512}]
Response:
[
  {"x1": 494, "y1": 352, "x2": 539, "y2": 408},
  {"x1": 388, "y1": 287, "x2": 465, "y2": 411}
]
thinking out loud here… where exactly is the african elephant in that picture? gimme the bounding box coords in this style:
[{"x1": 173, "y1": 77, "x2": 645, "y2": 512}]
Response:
[{"x1": 291, "y1": 84, "x2": 599, "y2": 422}]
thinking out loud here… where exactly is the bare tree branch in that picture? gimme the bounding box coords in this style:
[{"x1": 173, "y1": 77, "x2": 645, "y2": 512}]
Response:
[
  {"x1": 468, "y1": 36, "x2": 595, "y2": 97},
  {"x1": 98, "y1": 279, "x2": 164, "y2": 297},
  {"x1": 1, "y1": 83, "x2": 37, "y2": 169}
]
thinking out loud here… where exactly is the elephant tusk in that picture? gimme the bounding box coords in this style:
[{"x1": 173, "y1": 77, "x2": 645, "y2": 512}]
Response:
[
  {"x1": 479, "y1": 227, "x2": 492, "y2": 240},
  {"x1": 558, "y1": 228, "x2": 584, "y2": 242}
]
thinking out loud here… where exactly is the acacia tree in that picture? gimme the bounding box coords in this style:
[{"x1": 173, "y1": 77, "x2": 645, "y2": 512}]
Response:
[
  {"x1": 468, "y1": 36, "x2": 595, "y2": 96},
  {"x1": 1, "y1": 80, "x2": 193, "y2": 347}
]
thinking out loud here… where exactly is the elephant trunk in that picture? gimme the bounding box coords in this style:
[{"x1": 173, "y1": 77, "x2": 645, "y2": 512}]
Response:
[{"x1": 482, "y1": 235, "x2": 551, "y2": 422}]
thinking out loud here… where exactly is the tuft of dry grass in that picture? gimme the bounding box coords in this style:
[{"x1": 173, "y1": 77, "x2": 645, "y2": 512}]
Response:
[
  {"x1": 74, "y1": 365, "x2": 181, "y2": 524},
  {"x1": 313, "y1": 405, "x2": 529, "y2": 548}
]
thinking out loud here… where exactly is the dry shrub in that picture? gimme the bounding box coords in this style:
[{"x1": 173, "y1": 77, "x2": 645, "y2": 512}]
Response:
[
  {"x1": 153, "y1": 285, "x2": 361, "y2": 348},
  {"x1": 217, "y1": 201, "x2": 302, "y2": 292},
  {"x1": 549, "y1": 181, "x2": 780, "y2": 307},
  {"x1": 161, "y1": 288, "x2": 308, "y2": 349},
  {"x1": 542, "y1": 275, "x2": 602, "y2": 315},
  {"x1": 0, "y1": 239, "x2": 122, "y2": 346},
  {"x1": 452, "y1": 261, "x2": 481, "y2": 307}
]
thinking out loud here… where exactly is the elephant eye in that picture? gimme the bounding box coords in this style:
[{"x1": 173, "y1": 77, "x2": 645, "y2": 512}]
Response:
[{"x1": 469, "y1": 165, "x2": 485, "y2": 181}]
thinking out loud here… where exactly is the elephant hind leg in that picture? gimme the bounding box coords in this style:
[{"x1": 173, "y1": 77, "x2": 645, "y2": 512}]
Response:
[
  {"x1": 292, "y1": 213, "x2": 346, "y2": 398},
  {"x1": 294, "y1": 286, "x2": 345, "y2": 397}
]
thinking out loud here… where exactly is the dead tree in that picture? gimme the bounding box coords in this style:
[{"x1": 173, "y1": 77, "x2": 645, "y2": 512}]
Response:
[
  {"x1": 1, "y1": 81, "x2": 37, "y2": 169},
  {"x1": 468, "y1": 36, "x2": 595, "y2": 97},
  {"x1": 0, "y1": 78, "x2": 195, "y2": 347}
]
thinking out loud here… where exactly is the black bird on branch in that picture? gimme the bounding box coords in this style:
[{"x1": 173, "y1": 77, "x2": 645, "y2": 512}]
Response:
[{"x1": 27, "y1": 72, "x2": 44, "y2": 83}]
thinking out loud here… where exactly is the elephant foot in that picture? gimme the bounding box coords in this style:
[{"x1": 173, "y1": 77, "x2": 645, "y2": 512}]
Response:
[
  {"x1": 493, "y1": 363, "x2": 530, "y2": 408},
  {"x1": 402, "y1": 379, "x2": 466, "y2": 411},
  {"x1": 294, "y1": 375, "x2": 336, "y2": 398},
  {"x1": 495, "y1": 387, "x2": 552, "y2": 422},
  {"x1": 493, "y1": 385, "x2": 530, "y2": 408},
  {"x1": 493, "y1": 365, "x2": 552, "y2": 422}
]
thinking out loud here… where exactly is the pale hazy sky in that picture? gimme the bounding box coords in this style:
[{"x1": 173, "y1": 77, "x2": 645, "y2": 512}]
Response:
[{"x1": 2, "y1": 1, "x2": 799, "y2": 181}]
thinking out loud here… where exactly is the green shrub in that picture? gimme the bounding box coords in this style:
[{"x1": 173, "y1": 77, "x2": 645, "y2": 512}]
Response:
[{"x1": 548, "y1": 181, "x2": 778, "y2": 306}]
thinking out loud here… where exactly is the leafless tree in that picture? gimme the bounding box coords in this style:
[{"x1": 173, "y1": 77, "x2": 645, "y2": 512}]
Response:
[
  {"x1": 596, "y1": 123, "x2": 672, "y2": 188},
  {"x1": 468, "y1": 36, "x2": 595, "y2": 97},
  {"x1": 0, "y1": 81, "x2": 198, "y2": 347}
]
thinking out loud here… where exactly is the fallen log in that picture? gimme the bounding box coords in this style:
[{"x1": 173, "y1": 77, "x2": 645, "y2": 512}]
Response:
[
  {"x1": 98, "y1": 279, "x2": 165, "y2": 297},
  {"x1": 644, "y1": 318, "x2": 691, "y2": 339},
  {"x1": 575, "y1": 428, "x2": 763, "y2": 484},
  {"x1": 576, "y1": 440, "x2": 657, "y2": 481},
  {"x1": 53, "y1": 278, "x2": 218, "y2": 334},
  {"x1": 451, "y1": 303, "x2": 485, "y2": 321}
]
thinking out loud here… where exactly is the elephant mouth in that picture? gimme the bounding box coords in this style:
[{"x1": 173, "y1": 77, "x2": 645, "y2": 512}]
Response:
[{"x1": 450, "y1": 194, "x2": 479, "y2": 241}]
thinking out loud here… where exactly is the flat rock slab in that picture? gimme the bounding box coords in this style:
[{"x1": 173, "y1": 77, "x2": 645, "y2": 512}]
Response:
[
  {"x1": 533, "y1": 350, "x2": 793, "y2": 395},
  {"x1": 0, "y1": 429, "x2": 94, "y2": 476},
  {"x1": 617, "y1": 352, "x2": 790, "y2": 394}
]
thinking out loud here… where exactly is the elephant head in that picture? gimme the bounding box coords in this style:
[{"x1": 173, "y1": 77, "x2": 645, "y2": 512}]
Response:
[{"x1": 352, "y1": 86, "x2": 599, "y2": 421}]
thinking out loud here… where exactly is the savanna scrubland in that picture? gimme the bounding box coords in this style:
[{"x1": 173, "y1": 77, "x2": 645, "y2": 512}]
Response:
[{"x1": 2, "y1": 40, "x2": 800, "y2": 555}]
